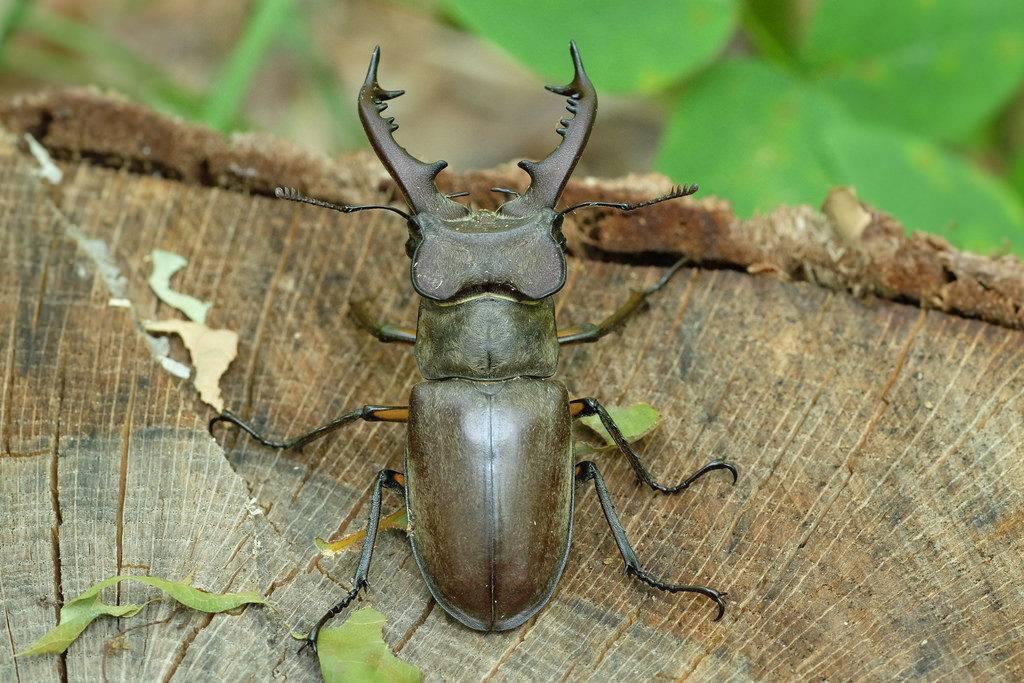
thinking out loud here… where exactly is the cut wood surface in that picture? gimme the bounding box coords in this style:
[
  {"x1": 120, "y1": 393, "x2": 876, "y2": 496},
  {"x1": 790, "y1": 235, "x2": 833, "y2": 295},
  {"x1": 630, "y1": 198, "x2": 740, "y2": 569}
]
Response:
[{"x1": 1, "y1": 89, "x2": 1023, "y2": 681}]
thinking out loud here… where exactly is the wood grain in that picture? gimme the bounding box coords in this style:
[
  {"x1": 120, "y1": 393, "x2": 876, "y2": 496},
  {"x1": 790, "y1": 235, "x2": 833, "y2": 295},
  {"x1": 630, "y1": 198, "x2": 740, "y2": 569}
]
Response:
[{"x1": 1, "y1": 95, "x2": 1023, "y2": 681}]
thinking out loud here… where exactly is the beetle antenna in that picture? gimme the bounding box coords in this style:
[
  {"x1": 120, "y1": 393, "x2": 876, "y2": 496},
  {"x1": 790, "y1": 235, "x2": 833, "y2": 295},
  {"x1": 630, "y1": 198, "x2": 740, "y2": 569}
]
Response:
[
  {"x1": 490, "y1": 187, "x2": 522, "y2": 198},
  {"x1": 274, "y1": 186, "x2": 413, "y2": 221},
  {"x1": 557, "y1": 183, "x2": 699, "y2": 216},
  {"x1": 445, "y1": 191, "x2": 470, "y2": 199}
]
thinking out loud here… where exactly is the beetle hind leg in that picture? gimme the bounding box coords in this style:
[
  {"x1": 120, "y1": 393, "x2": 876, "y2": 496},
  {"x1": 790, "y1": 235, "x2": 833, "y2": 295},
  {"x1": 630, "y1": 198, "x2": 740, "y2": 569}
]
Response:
[
  {"x1": 575, "y1": 460, "x2": 726, "y2": 621},
  {"x1": 301, "y1": 468, "x2": 406, "y2": 654}
]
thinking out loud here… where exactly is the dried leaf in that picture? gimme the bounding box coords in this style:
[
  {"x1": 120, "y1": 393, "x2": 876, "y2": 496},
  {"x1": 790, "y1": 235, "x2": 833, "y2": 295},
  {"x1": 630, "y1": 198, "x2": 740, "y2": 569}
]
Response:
[
  {"x1": 17, "y1": 575, "x2": 266, "y2": 657},
  {"x1": 144, "y1": 320, "x2": 238, "y2": 411},
  {"x1": 148, "y1": 249, "x2": 211, "y2": 323},
  {"x1": 315, "y1": 508, "x2": 408, "y2": 557},
  {"x1": 316, "y1": 608, "x2": 421, "y2": 683},
  {"x1": 575, "y1": 403, "x2": 661, "y2": 456}
]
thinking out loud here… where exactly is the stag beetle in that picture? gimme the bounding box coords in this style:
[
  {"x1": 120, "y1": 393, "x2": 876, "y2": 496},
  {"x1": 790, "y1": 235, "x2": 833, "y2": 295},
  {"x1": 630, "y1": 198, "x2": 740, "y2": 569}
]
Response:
[{"x1": 211, "y1": 42, "x2": 737, "y2": 652}]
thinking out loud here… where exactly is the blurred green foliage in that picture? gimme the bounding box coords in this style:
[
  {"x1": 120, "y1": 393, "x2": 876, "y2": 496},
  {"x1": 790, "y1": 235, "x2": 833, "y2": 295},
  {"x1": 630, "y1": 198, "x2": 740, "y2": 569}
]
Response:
[
  {"x1": 442, "y1": 0, "x2": 1024, "y2": 254},
  {"x1": 1, "y1": 0, "x2": 1022, "y2": 254},
  {"x1": 439, "y1": 0, "x2": 740, "y2": 93}
]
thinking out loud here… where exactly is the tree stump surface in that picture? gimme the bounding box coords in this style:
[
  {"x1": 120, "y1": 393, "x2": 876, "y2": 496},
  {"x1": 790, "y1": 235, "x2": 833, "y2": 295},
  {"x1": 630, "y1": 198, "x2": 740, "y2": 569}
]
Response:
[{"x1": 1, "y1": 89, "x2": 1023, "y2": 681}]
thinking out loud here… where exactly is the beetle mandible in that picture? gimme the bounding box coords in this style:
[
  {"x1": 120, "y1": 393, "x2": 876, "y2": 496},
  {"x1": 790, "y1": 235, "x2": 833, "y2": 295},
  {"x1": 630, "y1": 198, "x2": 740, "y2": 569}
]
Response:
[{"x1": 210, "y1": 42, "x2": 737, "y2": 652}]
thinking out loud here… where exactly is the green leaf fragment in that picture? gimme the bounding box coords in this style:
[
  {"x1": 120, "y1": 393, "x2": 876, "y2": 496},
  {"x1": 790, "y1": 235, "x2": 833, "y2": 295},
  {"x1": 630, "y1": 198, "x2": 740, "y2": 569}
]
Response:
[
  {"x1": 17, "y1": 575, "x2": 267, "y2": 657},
  {"x1": 576, "y1": 402, "x2": 660, "y2": 455},
  {"x1": 316, "y1": 608, "x2": 421, "y2": 683}
]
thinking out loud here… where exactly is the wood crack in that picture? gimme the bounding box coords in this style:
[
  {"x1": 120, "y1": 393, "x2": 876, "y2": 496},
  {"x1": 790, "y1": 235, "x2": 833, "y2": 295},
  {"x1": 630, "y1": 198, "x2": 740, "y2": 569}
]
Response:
[
  {"x1": 3, "y1": 607, "x2": 20, "y2": 683},
  {"x1": 482, "y1": 611, "x2": 539, "y2": 682},
  {"x1": 159, "y1": 612, "x2": 214, "y2": 683},
  {"x1": 115, "y1": 372, "x2": 137, "y2": 604},
  {"x1": 48, "y1": 351, "x2": 66, "y2": 683},
  {"x1": 795, "y1": 308, "x2": 927, "y2": 550},
  {"x1": 392, "y1": 598, "x2": 433, "y2": 653},
  {"x1": 2, "y1": 317, "x2": 16, "y2": 456}
]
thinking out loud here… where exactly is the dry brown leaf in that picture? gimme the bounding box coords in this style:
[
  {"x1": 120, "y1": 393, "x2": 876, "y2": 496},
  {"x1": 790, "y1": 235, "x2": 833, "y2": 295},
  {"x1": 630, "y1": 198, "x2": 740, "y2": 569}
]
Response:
[{"x1": 143, "y1": 320, "x2": 237, "y2": 411}]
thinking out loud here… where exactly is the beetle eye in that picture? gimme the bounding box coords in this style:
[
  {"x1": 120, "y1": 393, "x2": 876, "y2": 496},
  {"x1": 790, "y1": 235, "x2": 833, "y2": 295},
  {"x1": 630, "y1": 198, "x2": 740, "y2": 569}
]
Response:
[
  {"x1": 404, "y1": 230, "x2": 422, "y2": 259},
  {"x1": 552, "y1": 226, "x2": 567, "y2": 252}
]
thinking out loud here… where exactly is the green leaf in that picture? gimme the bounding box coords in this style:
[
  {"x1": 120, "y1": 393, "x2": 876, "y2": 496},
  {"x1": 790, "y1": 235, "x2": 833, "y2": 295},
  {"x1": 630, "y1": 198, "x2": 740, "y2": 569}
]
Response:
[
  {"x1": 656, "y1": 60, "x2": 1024, "y2": 254},
  {"x1": 440, "y1": 0, "x2": 740, "y2": 92},
  {"x1": 802, "y1": 1, "x2": 1024, "y2": 141},
  {"x1": 17, "y1": 575, "x2": 267, "y2": 657},
  {"x1": 656, "y1": 60, "x2": 842, "y2": 216},
  {"x1": 576, "y1": 402, "x2": 660, "y2": 455},
  {"x1": 316, "y1": 608, "x2": 421, "y2": 683},
  {"x1": 739, "y1": 0, "x2": 809, "y2": 68}
]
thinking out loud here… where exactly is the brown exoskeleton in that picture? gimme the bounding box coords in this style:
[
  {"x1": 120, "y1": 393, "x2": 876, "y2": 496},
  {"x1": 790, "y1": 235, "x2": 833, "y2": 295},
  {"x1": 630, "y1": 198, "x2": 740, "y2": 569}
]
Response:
[{"x1": 211, "y1": 42, "x2": 737, "y2": 652}]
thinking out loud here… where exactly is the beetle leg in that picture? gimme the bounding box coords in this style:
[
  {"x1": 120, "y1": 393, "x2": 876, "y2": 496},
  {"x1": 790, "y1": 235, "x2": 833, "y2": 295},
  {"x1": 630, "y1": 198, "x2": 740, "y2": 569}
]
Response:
[
  {"x1": 209, "y1": 404, "x2": 408, "y2": 450},
  {"x1": 349, "y1": 299, "x2": 416, "y2": 344},
  {"x1": 301, "y1": 468, "x2": 406, "y2": 655},
  {"x1": 569, "y1": 397, "x2": 737, "y2": 494},
  {"x1": 557, "y1": 257, "x2": 689, "y2": 345},
  {"x1": 575, "y1": 460, "x2": 726, "y2": 621}
]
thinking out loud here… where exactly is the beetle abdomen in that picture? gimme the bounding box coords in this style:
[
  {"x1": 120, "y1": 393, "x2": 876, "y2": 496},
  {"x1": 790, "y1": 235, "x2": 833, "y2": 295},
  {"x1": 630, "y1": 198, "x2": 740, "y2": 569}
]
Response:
[{"x1": 406, "y1": 378, "x2": 573, "y2": 630}]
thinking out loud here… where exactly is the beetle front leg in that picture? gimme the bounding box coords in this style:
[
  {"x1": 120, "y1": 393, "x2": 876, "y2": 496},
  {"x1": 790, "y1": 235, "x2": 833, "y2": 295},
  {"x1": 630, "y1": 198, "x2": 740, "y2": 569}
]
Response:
[
  {"x1": 209, "y1": 404, "x2": 408, "y2": 450},
  {"x1": 349, "y1": 299, "x2": 416, "y2": 344},
  {"x1": 302, "y1": 469, "x2": 406, "y2": 654},
  {"x1": 575, "y1": 460, "x2": 726, "y2": 621},
  {"x1": 570, "y1": 397, "x2": 737, "y2": 493},
  {"x1": 557, "y1": 257, "x2": 690, "y2": 345}
]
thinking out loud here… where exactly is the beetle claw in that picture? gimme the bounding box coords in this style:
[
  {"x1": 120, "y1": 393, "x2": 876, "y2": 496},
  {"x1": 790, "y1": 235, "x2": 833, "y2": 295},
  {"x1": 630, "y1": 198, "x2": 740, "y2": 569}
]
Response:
[{"x1": 297, "y1": 635, "x2": 318, "y2": 657}]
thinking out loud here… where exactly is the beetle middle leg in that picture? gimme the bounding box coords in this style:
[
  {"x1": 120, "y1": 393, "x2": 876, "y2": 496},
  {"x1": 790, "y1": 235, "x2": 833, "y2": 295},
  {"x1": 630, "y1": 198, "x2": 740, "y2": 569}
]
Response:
[
  {"x1": 349, "y1": 299, "x2": 416, "y2": 344},
  {"x1": 302, "y1": 468, "x2": 406, "y2": 654},
  {"x1": 209, "y1": 404, "x2": 408, "y2": 449},
  {"x1": 575, "y1": 460, "x2": 726, "y2": 621},
  {"x1": 557, "y1": 257, "x2": 690, "y2": 345},
  {"x1": 570, "y1": 397, "x2": 737, "y2": 494}
]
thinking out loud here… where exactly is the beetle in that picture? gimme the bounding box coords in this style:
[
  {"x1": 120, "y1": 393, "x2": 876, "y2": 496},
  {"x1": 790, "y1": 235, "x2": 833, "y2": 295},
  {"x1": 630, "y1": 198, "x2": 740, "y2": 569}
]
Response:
[{"x1": 210, "y1": 42, "x2": 737, "y2": 652}]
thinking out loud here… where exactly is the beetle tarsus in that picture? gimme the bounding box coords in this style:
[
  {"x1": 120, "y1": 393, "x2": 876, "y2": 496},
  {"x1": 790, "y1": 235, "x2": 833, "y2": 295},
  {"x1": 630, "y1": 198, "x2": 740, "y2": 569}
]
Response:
[
  {"x1": 302, "y1": 582, "x2": 366, "y2": 656},
  {"x1": 651, "y1": 459, "x2": 738, "y2": 495},
  {"x1": 627, "y1": 565, "x2": 727, "y2": 621}
]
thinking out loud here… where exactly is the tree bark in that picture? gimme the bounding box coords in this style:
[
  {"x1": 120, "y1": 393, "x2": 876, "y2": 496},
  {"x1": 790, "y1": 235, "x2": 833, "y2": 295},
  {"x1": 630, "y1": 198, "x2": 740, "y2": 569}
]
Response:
[{"x1": 1, "y1": 89, "x2": 1022, "y2": 681}]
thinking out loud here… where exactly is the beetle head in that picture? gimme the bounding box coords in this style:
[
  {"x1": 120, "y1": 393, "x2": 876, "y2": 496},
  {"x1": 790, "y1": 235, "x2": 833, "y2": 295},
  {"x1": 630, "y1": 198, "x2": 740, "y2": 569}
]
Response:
[{"x1": 359, "y1": 42, "x2": 597, "y2": 302}]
